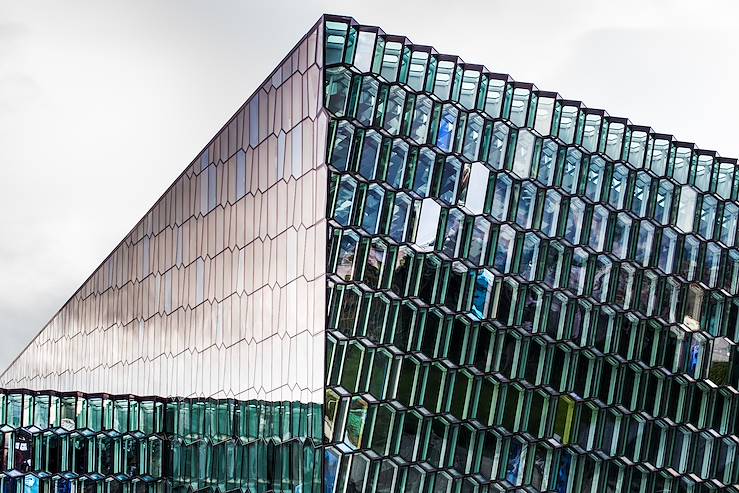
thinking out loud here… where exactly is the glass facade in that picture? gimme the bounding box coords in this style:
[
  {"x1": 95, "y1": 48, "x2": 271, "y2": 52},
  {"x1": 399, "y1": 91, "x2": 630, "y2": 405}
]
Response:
[
  {"x1": 0, "y1": 389, "x2": 321, "y2": 492},
  {"x1": 1, "y1": 19, "x2": 328, "y2": 404},
  {"x1": 323, "y1": 15, "x2": 739, "y2": 493},
  {"x1": 2, "y1": 13, "x2": 739, "y2": 493}
]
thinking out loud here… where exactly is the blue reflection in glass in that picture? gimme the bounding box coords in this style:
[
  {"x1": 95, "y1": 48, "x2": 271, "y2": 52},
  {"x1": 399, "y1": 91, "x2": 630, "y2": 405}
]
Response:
[
  {"x1": 436, "y1": 105, "x2": 458, "y2": 153},
  {"x1": 472, "y1": 269, "x2": 494, "y2": 319}
]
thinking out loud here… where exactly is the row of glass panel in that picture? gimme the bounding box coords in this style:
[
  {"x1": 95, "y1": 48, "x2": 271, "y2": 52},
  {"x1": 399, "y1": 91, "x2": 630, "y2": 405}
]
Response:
[
  {"x1": 330, "y1": 172, "x2": 739, "y2": 302},
  {"x1": 325, "y1": 443, "x2": 736, "y2": 493},
  {"x1": 329, "y1": 227, "x2": 739, "y2": 355},
  {"x1": 0, "y1": 476, "x2": 163, "y2": 493},
  {"x1": 326, "y1": 327, "x2": 737, "y2": 431},
  {"x1": 0, "y1": 427, "x2": 321, "y2": 489},
  {"x1": 0, "y1": 392, "x2": 321, "y2": 443},
  {"x1": 324, "y1": 28, "x2": 738, "y2": 202},
  {"x1": 328, "y1": 117, "x2": 739, "y2": 253},
  {"x1": 326, "y1": 370, "x2": 738, "y2": 483},
  {"x1": 0, "y1": 391, "x2": 323, "y2": 491}
]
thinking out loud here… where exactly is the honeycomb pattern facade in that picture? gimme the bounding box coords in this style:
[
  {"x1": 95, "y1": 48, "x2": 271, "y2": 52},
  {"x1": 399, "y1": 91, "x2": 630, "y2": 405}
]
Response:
[
  {"x1": 1, "y1": 21, "x2": 328, "y2": 404},
  {"x1": 322, "y1": 15, "x2": 739, "y2": 493},
  {"x1": 0, "y1": 389, "x2": 322, "y2": 492}
]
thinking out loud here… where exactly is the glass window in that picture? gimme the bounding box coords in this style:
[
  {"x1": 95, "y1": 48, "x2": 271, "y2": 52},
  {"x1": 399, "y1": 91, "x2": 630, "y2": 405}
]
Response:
[
  {"x1": 436, "y1": 104, "x2": 458, "y2": 153},
  {"x1": 442, "y1": 208, "x2": 465, "y2": 258},
  {"x1": 676, "y1": 185, "x2": 697, "y2": 233},
  {"x1": 356, "y1": 77, "x2": 379, "y2": 126},
  {"x1": 608, "y1": 164, "x2": 628, "y2": 209},
  {"x1": 415, "y1": 198, "x2": 441, "y2": 252},
  {"x1": 413, "y1": 147, "x2": 436, "y2": 197},
  {"x1": 589, "y1": 205, "x2": 608, "y2": 251},
  {"x1": 359, "y1": 130, "x2": 382, "y2": 180},
  {"x1": 698, "y1": 195, "x2": 717, "y2": 240},
  {"x1": 537, "y1": 139, "x2": 558, "y2": 186},
  {"x1": 581, "y1": 113, "x2": 602, "y2": 152},
  {"x1": 534, "y1": 95, "x2": 555, "y2": 136},
  {"x1": 591, "y1": 255, "x2": 612, "y2": 302},
  {"x1": 379, "y1": 40, "x2": 402, "y2": 81},
  {"x1": 459, "y1": 70, "x2": 480, "y2": 110},
  {"x1": 362, "y1": 185, "x2": 385, "y2": 235},
  {"x1": 386, "y1": 139, "x2": 408, "y2": 189},
  {"x1": 325, "y1": 21, "x2": 348, "y2": 64},
  {"x1": 494, "y1": 225, "x2": 515, "y2": 273},
  {"x1": 336, "y1": 231, "x2": 359, "y2": 280},
  {"x1": 486, "y1": 122, "x2": 510, "y2": 170},
  {"x1": 654, "y1": 180, "x2": 674, "y2": 225},
  {"x1": 631, "y1": 172, "x2": 651, "y2": 217},
  {"x1": 605, "y1": 121, "x2": 625, "y2": 160},
  {"x1": 509, "y1": 87, "x2": 530, "y2": 127},
  {"x1": 585, "y1": 156, "x2": 605, "y2": 202},
  {"x1": 658, "y1": 228, "x2": 678, "y2": 274},
  {"x1": 635, "y1": 220, "x2": 654, "y2": 267},
  {"x1": 439, "y1": 157, "x2": 462, "y2": 205},
  {"x1": 519, "y1": 233, "x2": 540, "y2": 281},
  {"x1": 383, "y1": 86, "x2": 406, "y2": 134},
  {"x1": 707, "y1": 338, "x2": 732, "y2": 385},
  {"x1": 330, "y1": 121, "x2": 355, "y2": 171},
  {"x1": 389, "y1": 193, "x2": 412, "y2": 242},
  {"x1": 720, "y1": 203, "x2": 738, "y2": 246},
  {"x1": 333, "y1": 176, "x2": 357, "y2": 226},
  {"x1": 561, "y1": 148, "x2": 582, "y2": 195},
  {"x1": 512, "y1": 130, "x2": 536, "y2": 179},
  {"x1": 410, "y1": 95, "x2": 433, "y2": 144},
  {"x1": 471, "y1": 269, "x2": 495, "y2": 320},
  {"x1": 694, "y1": 154, "x2": 713, "y2": 192},
  {"x1": 648, "y1": 138, "x2": 670, "y2": 176},
  {"x1": 515, "y1": 182, "x2": 537, "y2": 229},
  {"x1": 569, "y1": 248, "x2": 588, "y2": 295},
  {"x1": 433, "y1": 60, "x2": 455, "y2": 100},
  {"x1": 326, "y1": 67, "x2": 353, "y2": 115},
  {"x1": 608, "y1": 215, "x2": 629, "y2": 262},
  {"x1": 672, "y1": 146, "x2": 692, "y2": 184},
  {"x1": 469, "y1": 217, "x2": 491, "y2": 266},
  {"x1": 463, "y1": 113, "x2": 484, "y2": 161},
  {"x1": 490, "y1": 174, "x2": 512, "y2": 222},
  {"x1": 680, "y1": 235, "x2": 700, "y2": 281},
  {"x1": 460, "y1": 161, "x2": 489, "y2": 216},
  {"x1": 716, "y1": 160, "x2": 734, "y2": 199},
  {"x1": 354, "y1": 31, "x2": 376, "y2": 72},
  {"x1": 627, "y1": 129, "x2": 648, "y2": 167},
  {"x1": 540, "y1": 189, "x2": 561, "y2": 238},
  {"x1": 407, "y1": 51, "x2": 429, "y2": 91},
  {"x1": 564, "y1": 198, "x2": 585, "y2": 244},
  {"x1": 483, "y1": 77, "x2": 506, "y2": 118}
]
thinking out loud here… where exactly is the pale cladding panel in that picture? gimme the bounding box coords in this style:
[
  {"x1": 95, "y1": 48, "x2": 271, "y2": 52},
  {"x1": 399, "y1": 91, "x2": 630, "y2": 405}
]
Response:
[{"x1": 1, "y1": 21, "x2": 327, "y2": 403}]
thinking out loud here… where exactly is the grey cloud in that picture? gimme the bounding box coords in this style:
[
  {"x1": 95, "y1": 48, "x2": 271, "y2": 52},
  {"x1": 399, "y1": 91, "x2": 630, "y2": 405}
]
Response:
[
  {"x1": 0, "y1": 73, "x2": 40, "y2": 110},
  {"x1": 0, "y1": 22, "x2": 27, "y2": 41}
]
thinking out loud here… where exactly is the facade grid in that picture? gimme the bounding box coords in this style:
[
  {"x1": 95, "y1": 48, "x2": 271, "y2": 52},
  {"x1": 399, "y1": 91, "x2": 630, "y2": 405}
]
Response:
[{"x1": 322, "y1": 14, "x2": 739, "y2": 493}]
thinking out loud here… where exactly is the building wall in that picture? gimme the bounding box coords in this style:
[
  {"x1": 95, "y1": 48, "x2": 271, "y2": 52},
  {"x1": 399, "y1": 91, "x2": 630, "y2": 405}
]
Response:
[
  {"x1": 1, "y1": 21, "x2": 328, "y2": 403},
  {"x1": 0, "y1": 388, "x2": 323, "y2": 492},
  {"x1": 322, "y1": 15, "x2": 739, "y2": 492}
]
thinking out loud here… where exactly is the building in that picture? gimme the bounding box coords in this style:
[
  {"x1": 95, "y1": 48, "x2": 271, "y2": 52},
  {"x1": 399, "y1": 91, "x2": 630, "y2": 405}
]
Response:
[{"x1": 2, "y1": 14, "x2": 738, "y2": 493}]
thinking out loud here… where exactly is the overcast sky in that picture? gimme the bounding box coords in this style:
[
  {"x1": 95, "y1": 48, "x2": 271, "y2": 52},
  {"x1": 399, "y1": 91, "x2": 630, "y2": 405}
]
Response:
[{"x1": 1, "y1": 0, "x2": 738, "y2": 370}]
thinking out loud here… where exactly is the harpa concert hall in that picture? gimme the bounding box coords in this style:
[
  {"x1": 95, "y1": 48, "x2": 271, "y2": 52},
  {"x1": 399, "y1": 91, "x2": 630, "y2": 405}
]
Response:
[{"x1": 1, "y1": 14, "x2": 738, "y2": 493}]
